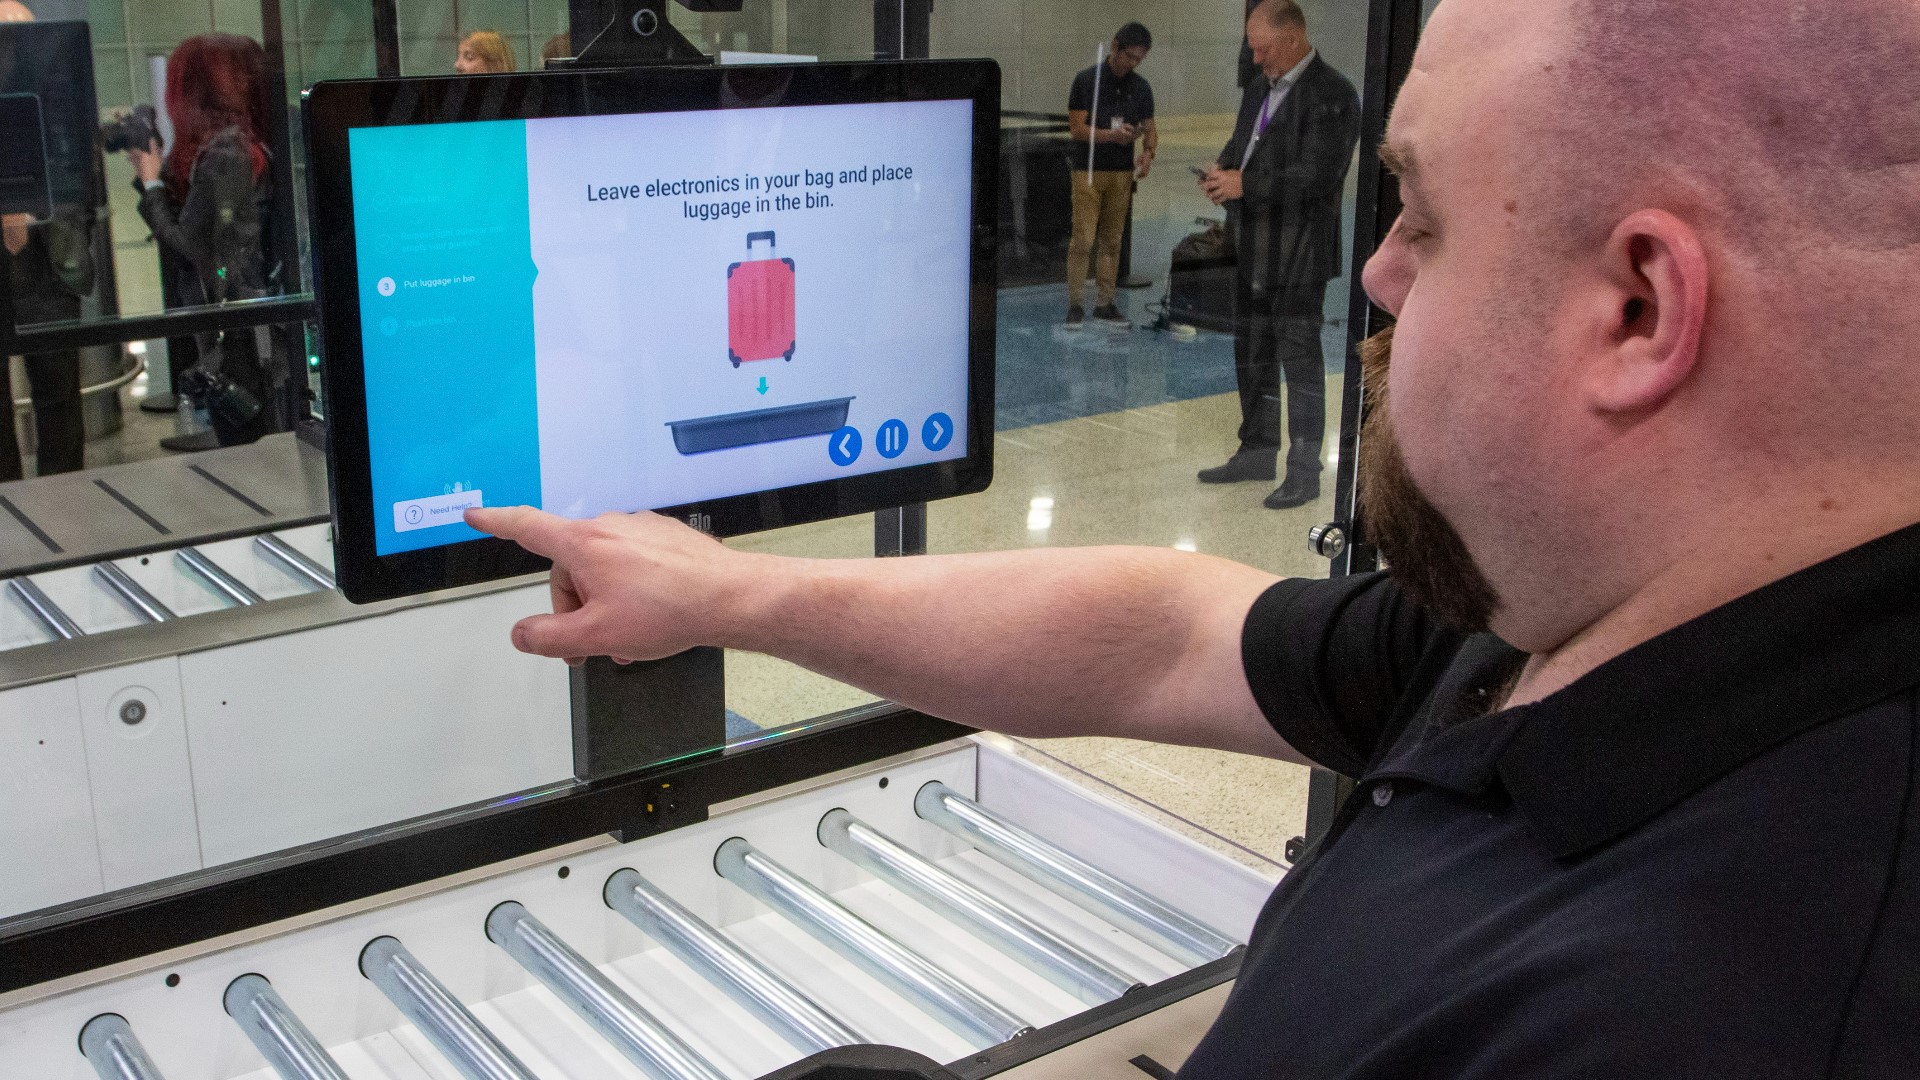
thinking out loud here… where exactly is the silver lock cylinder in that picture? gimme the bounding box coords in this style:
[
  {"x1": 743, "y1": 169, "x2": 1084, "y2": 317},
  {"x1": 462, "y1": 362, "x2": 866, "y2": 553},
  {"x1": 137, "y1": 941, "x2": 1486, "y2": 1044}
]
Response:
[{"x1": 1308, "y1": 523, "x2": 1348, "y2": 560}]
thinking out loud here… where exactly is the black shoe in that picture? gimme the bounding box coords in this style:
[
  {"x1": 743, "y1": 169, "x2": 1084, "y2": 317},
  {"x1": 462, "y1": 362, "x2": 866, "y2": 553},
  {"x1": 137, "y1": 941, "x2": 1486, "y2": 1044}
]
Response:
[
  {"x1": 1198, "y1": 453, "x2": 1277, "y2": 484},
  {"x1": 1064, "y1": 305, "x2": 1085, "y2": 329},
  {"x1": 138, "y1": 392, "x2": 179, "y2": 414},
  {"x1": 1092, "y1": 303, "x2": 1129, "y2": 323},
  {"x1": 1264, "y1": 473, "x2": 1322, "y2": 510}
]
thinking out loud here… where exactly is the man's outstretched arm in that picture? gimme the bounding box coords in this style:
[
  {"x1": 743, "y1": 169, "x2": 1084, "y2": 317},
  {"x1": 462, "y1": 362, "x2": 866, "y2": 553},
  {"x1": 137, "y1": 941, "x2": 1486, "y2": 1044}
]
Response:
[{"x1": 467, "y1": 506, "x2": 1300, "y2": 761}]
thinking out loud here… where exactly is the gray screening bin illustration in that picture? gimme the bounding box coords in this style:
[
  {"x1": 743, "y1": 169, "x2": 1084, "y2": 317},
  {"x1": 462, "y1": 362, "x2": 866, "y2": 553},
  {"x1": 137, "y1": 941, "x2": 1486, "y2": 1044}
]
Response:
[{"x1": 667, "y1": 397, "x2": 855, "y2": 455}]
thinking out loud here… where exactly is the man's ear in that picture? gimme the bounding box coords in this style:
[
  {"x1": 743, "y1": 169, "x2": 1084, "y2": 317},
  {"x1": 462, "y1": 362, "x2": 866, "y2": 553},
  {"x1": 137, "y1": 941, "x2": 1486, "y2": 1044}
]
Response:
[{"x1": 1583, "y1": 209, "x2": 1709, "y2": 415}]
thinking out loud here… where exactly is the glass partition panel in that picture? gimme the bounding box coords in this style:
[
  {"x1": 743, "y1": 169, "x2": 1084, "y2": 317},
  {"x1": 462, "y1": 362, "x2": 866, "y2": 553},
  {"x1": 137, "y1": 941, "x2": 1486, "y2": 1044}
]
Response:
[{"x1": 914, "y1": 0, "x2": 1376, "y2": 869}]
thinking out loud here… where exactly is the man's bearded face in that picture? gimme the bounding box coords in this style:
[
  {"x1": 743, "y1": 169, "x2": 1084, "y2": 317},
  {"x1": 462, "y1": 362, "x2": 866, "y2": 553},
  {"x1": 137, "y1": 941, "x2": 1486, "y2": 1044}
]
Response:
[{"x1": 1356, "y1": 326, "x2": 1501, "y2": 633}]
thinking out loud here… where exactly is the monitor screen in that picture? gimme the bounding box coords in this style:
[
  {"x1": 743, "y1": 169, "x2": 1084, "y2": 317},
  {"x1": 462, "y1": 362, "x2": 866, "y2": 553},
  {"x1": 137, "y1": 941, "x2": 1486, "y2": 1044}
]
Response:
[{"x1": 305, "y1": 61, "x2": 999, "y2": 601}]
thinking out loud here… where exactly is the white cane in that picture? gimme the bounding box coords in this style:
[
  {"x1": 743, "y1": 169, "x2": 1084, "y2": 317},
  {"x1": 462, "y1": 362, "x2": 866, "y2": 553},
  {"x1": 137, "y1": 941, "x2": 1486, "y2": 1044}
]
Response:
[{"x1": 1088, "y1": 40, "x2": 1105, "y2": 180}]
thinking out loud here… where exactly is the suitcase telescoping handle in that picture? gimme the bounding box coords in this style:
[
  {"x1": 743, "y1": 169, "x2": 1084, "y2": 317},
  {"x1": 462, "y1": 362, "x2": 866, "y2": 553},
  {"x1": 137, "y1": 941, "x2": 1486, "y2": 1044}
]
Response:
[{"x1": 747, "y1": 230, "x2": 776, "y2": 252}]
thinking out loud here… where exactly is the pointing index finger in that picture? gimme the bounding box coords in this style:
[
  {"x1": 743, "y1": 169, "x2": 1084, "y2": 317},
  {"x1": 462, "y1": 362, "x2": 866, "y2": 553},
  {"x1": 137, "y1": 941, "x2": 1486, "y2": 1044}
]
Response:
[{"x1": 465, "y1": 505, "x2": 579, "y2": 560}]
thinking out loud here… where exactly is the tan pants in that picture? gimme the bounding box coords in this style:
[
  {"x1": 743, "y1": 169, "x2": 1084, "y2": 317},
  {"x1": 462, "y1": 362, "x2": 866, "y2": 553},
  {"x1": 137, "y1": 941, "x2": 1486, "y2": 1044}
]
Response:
[{"x1": 1067, "y1": 169, "x2": 1134, "y2": 309}]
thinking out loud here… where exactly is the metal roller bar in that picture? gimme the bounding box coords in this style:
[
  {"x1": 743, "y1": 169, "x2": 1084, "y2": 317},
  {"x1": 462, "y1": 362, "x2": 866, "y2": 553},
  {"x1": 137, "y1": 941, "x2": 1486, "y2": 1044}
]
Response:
[
  {"x1": 484, "y1": 902, "x2": 726, "y2": 1080},
  {"x1": 605, "y1": 867, "x2": 867, "y2": 1056},
  {"x1": 254, "y1": 534, "x2": 337, "y2": 591},
  {"x1": 914, "y1": 782, "x2": 1239, "y2": 968},
  {"x1": 78, "y1": 1014, "x2": 170, "y2": 1080},
  {"x1": 223, "y1": 974, "x2": 352, "y2": 1080},
  {"x1": 714, "y1": 837, "x2": 1032, "y2": 1047},
  {"x1": 93, "y1": 562, "x2": 176, "y2": 623},
  {"x1": 7, "y1": 577, "x2": 83, "y2": 640},
  {"x1": 359, "y1": 936, "x2": 539, "y2": 1080},
  {"x1": 176, "y1": 547, "x2": 264, "y2": 607},
  {"x1": 818, "y1": 809, "x2": 1143, "y2": 1006}
]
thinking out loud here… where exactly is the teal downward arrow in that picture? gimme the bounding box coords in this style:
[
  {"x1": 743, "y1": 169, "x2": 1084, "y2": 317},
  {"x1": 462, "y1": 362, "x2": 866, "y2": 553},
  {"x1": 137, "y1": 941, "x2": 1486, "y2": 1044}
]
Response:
[{"x1": 756, "y1": 377, "x2": 769, "y2": 395}]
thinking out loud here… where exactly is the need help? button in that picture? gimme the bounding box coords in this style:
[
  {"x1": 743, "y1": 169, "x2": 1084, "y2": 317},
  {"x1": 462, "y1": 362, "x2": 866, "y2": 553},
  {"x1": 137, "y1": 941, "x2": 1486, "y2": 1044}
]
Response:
[{"x1": 393, "y1": 489, "x2": 484, "y2": 533}]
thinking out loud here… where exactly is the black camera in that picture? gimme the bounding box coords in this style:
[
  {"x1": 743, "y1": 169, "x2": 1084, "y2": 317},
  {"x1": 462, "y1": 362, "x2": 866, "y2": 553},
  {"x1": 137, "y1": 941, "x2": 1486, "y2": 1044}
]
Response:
[
  {"x1": 179, "y1": 365, "x2": 263, "y2": 433},
  {"x1": 100, "y1": 104, "x2": 159, "y2": 154}
]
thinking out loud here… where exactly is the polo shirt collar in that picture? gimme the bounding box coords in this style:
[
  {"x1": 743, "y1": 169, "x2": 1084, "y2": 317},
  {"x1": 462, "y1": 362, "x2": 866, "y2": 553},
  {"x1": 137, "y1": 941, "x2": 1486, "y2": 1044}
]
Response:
[{"x1": 1366, "y1": 522, "x2": 1920, "y2": 860}]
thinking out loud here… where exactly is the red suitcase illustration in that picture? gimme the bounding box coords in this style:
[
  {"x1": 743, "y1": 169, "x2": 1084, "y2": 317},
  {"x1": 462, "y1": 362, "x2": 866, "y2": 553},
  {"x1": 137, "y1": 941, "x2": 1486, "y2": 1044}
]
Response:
[{"x1": 727, "y1": 230, "x2": 796, "y2": 367}]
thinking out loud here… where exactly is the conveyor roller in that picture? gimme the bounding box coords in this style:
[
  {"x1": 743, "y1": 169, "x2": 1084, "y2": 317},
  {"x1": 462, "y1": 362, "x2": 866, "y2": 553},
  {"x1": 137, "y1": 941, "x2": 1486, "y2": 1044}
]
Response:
[
  {"x1": 359, "y1": 936, "x2": 540, "y2": 1080},
  {"x1": 715, "y1": 836, "x2": 1034, "y2": 1047},
  {"x1": 223, "y1": 974, "x2": 352, "y2": 1080},
  {"x1": 605, "y1": 867, "x2": 868, "y2": 1056},
  {"x1": 915, "y1": 781, "x2": 1240, "y2": 968},
  {"x1": 485, "y1": 901, "x2": 727, "y2": 1080},
  {"x1": 817, "y1": 808, "x2": 1143, "y2": 1005}
]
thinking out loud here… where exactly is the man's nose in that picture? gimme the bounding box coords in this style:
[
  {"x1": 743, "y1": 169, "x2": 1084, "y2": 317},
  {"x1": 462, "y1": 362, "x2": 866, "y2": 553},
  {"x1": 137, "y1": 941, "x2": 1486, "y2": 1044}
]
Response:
[{"x1": 1361, "y1": 227, "x2": 1409, "y2": 316}]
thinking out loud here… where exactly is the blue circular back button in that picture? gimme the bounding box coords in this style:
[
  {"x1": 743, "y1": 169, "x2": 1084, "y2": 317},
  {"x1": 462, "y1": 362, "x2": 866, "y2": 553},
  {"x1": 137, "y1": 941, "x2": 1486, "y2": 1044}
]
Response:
[
  {"x1": 922, "y1": 412, "x2": 954, "y2": 452},
  {"x1": 828, "y1": 426, "x2": 862, "y2": 466},
  {"x1": 876, "y1": 419, "x2": 910, "y2": 459}
]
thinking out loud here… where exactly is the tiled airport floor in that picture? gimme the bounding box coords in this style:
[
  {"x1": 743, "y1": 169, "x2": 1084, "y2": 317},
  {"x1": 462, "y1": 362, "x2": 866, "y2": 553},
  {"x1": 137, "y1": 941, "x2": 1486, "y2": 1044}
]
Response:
[{"x1": 29, "y1": 111, "x2": 1327, "y2": 876}]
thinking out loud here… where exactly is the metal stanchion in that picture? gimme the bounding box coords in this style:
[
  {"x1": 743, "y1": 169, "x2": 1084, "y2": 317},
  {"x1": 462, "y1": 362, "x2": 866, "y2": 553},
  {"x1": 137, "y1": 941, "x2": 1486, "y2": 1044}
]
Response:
[
  {"x1": 605, "y1": 868, "x2": 866, "y2": 1055},
  {"x1": 484, "y1": 901, "x2": 726, "y2": 1080},
  {"x1": 78, "y1": 1014, "x2": 169, "y2": 1080},
  {"x1": 914, "y1": 782, "x2": 1238, "y2": 967},
  {"x1": 254, "y1": 534, "x2": 336, "y2": 591},
  {"x1": 94, "y1": 562, "x2": 176, "y2": 622},
  {"x1": 359, "y1": 936, "x2": 539, "y2": 1080},
  {"x1": 223, "y1": 974, "x2": 352, "y2": 1080},
  {"x1": 818, "y1": 809, "x2": 1142, "y2": 1005},
  {"x1": 714, "y1": 837, "x2": 1032, "y2": 1047}
]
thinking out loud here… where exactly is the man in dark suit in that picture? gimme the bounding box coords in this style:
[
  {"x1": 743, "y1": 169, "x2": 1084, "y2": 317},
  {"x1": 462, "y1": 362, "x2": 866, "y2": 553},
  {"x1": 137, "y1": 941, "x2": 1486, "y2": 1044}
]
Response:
[{"x1": 1199, "y1": 0, "x2": 1359, "y2": 509}]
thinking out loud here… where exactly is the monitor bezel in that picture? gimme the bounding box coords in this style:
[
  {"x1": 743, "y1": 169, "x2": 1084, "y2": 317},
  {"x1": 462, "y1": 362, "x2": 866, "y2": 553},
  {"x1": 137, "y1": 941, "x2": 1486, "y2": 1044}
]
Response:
[{"x1": 303, "y1": 59, "x2": 1000, "y2": 603}]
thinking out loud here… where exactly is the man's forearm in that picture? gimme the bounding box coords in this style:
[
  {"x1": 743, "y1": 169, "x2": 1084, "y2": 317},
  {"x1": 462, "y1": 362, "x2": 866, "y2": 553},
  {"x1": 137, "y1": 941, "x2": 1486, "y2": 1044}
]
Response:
[{"x1": 719, "y1": 546, "x2": 1287, "y2": 755}]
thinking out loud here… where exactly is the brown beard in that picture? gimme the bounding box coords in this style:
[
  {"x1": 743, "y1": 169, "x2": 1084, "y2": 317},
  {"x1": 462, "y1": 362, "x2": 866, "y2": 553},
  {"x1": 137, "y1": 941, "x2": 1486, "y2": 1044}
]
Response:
[{"x1": 1356, "y1": 326, "x2": 1501, "y2": 633}]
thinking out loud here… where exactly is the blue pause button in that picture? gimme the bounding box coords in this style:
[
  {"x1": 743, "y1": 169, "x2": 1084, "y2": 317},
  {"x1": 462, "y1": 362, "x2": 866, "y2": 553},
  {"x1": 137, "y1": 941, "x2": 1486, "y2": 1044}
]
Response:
[{"x1": 876, "y1": 419, "x2": 910, "y2": 459}]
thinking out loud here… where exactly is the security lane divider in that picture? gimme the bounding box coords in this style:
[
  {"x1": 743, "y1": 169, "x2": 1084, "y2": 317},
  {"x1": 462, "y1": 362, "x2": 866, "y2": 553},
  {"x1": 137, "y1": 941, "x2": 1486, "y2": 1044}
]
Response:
[
  {"x1": 484, "y1": 901, "x2": 728, "y2": 1080},
  {"x1": 223, "y1": 974, "x2": 353, "y2": 1080},
  {"x1": 714, "y1": 836, "x2": 1034, "y2": 1048},
  {"x1": 913, "y1": 782, "x2": 1240, "y2": 968},
  {"x1": 817, "y1": 808, "x2": 1144, "y2": 1006},
  {"x1": 359, "y1": 936, "x2": 539, "y2": 1080},
  {"x1": 604, "y1": 867, "x2": 868, "y2": 1056}
]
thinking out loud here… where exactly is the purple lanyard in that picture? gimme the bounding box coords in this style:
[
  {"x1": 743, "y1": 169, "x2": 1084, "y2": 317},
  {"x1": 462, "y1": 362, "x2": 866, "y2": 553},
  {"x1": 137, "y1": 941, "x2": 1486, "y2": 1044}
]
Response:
[{"x1": 1256, "y1": 83, "x2": 1280, "y2": 135}]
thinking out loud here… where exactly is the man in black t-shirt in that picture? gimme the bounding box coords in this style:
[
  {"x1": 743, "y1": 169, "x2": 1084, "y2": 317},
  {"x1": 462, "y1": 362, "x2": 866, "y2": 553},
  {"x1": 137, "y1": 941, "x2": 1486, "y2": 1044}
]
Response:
[
  {"x1": 1062, "y1": 23, "x2": 1156, "y2": 327},
  {"x1": 472, "y1": 0, "x2": 1920, "y2": 1074}
]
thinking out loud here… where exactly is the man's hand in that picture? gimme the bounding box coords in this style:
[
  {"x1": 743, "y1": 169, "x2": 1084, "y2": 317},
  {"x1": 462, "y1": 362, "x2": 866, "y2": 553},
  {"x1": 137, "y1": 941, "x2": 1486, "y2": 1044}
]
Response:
[
  {"x1": 1098, "y1": 122, "x2": 1138, "y2": 144},
  {"x1": 1137, "y1": 147, "x2": 1155, "y2": 179},
  {"x1": 465, "y1": 506, "x2": 756, "y2": 666},
  {"x1": 1200, "y1": 167, "x2": 1243, "y2": 204}
]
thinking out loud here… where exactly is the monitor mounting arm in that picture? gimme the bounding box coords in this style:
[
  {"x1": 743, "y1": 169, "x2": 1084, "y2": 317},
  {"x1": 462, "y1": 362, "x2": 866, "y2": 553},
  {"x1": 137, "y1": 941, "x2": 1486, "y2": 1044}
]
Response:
[{"x1": 570, "y1": 0, "x2": 745, "y2": 67}]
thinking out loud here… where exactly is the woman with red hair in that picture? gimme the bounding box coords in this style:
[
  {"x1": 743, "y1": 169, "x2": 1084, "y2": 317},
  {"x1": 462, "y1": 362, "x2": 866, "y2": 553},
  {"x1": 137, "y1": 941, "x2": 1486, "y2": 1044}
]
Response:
[{"x1": 124, "y1": 32, "x2": 278, "y2": 449}]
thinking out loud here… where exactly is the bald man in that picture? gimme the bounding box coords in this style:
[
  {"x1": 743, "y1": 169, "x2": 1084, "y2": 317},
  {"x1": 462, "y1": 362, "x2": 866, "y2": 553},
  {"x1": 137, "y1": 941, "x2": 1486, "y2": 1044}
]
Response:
[
  {"x1": 0, "y1": 1, "x2": 32, "y2": 21},
  {"x1": 469, "y1": 0, "x2": 1920, "y2": 1073}
]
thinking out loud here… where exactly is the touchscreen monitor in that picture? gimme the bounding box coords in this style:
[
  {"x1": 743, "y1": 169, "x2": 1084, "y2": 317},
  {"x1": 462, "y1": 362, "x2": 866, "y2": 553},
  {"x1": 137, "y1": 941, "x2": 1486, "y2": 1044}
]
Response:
[{"x1": 304, "y1": 61, "x2": 999, "y2": 602}]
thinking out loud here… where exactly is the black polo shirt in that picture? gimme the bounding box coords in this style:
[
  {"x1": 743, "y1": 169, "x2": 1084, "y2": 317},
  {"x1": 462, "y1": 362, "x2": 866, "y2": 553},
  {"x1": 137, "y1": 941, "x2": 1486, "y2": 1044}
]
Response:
[
  {"x1": 1181, "y1": 524, "x2": 1920, "y2": 1078},
  {"x1": 1067, "y1": 63, "x2": 1153, "y2": 172}
]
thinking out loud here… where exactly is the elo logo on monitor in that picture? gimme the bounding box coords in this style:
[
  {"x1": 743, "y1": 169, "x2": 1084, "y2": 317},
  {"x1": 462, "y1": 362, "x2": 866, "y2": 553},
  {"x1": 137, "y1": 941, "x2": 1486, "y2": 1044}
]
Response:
[{"x1": 305, "y1": 60, "x2": 999, "y2": 602}]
